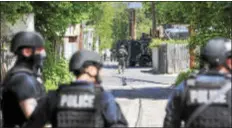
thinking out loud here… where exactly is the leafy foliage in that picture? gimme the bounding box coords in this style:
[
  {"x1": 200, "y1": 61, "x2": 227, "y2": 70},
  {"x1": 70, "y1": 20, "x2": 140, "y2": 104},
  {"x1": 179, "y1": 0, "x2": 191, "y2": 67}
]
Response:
[
  {"x1": 30, "y1": 2, "x2": 101, "y2": 90},
  {"x1": 174, "y1": 69, "x2": 194, "y2": 86},
  {"x1": 31, "y1": 2, "x2": 100, "y2": 40},
  {"x1": 111, "y1": 3, "x2": 130, "y2": 46},
  {"x1": 149, "y1": 39, "x2": 189, "y2": 48},
  {"x1": 43, "y1": 41, "x2": 73, "y2": 91},
  {"x1": 135, "y1": 7, "x2": 152, "y2": 39},
  {"x1": 92, "y1": 2, "x2": 115, "y2": 50},
  {"x1": 43, "y1": 58, "x2": 72, "y2": 91},
  {"x1": 0, "y1": 2, "x2": 33, "y2": 24},
  {"x1": 144, "y1": 1, "x2": 232, "y2": 48}
]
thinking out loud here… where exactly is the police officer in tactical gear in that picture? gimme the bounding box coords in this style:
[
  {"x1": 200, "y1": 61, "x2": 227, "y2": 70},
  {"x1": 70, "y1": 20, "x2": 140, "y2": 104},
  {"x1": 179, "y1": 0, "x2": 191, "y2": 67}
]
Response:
[
  {"x1": 163, "y1": 37, "x2": 231, "y2": 128},
  {"x1": 117, "y1": 45, "x2": 128, "y2": 74},
  {"x1": 22, "y1": 50, "x2": 128, "y2": 128},
  {"x1": 1, "y1": 31, "x2": 46, "y2": 127}
]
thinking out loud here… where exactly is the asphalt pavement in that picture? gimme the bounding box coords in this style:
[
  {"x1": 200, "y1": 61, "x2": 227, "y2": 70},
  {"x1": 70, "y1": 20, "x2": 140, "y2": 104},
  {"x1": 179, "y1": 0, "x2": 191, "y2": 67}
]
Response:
[{"x1": 102, "y1": 61, "x2": 178, "y2": 127}]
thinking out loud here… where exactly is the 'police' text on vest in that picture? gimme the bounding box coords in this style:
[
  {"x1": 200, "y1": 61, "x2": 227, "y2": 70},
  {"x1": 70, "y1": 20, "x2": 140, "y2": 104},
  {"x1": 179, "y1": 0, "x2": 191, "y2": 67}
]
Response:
[
  {"x1": 189, "y1": 89, "x2": 227, "y2": 104},
  {"x1": 60, "y1": 94, "x2": 95, "y2": 108}
]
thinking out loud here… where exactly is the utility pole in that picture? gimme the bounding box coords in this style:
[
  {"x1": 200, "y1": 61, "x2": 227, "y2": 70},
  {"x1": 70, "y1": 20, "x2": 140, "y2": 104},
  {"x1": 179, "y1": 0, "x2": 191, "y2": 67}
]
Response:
[
  {"x1": 151, "y1": 2, "x2": 156, "y2": 38},
  {"x1": 129, "y1": 9, "x2": 136, "y2": 40},
  {"x1": 188, "y1": 25, "x2": 195, "y2": 69},
  {"x1": 128, "y1": 2, "x2": 142, "y2": 40},
  {"x1": 79, "y1": 24, "x2": 83, "y2": 50}
]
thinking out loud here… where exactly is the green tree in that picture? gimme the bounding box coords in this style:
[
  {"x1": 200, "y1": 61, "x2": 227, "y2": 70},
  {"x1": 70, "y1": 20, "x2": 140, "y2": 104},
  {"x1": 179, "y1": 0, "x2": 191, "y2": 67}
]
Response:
[
  {"x1": 92, "y1": 2, "x2": 115, "y2": 50},
  {"x1": 143, "y1": 1, "x2": 231, "y2": 47},
  {"x1": 0, "y1": 2, "x2": 33, "y2": 24},
  {"x1": 30, "y1": 2, "x2": 101, "y2": 90},
  {"x1": 111, "y1": 2, "x2": 129, "y2": 45},
  {"x1": 136, "y1": 7, "x2": 152, "y2": 39},
  {"x1": 1, "y1": 2, "x2": 102, "y2": 90}
]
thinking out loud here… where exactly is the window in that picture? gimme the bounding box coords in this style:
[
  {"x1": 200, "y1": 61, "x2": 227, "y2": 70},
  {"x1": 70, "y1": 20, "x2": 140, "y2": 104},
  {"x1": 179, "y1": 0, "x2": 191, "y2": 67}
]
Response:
[{"x1": 69, "y1": 36, "x2": 77, "y2": 43}]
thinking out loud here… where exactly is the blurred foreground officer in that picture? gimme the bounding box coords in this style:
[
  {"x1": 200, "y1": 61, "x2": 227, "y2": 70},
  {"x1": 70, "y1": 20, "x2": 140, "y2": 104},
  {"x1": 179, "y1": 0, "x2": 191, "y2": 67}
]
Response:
[
  {"x1": 23, "y1": 50, "x2": 128, "y2": 128},
  {"x1": 1, "y1": 31, "x2": 46, "y2": 127},
  {"x1": 163, "y1": 37, "x2": 231, "y2": 128}
]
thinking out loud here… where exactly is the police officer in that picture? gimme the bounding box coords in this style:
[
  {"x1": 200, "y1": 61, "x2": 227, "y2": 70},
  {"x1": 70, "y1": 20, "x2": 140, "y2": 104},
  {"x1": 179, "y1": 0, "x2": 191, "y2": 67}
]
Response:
[
  {"x1": 117, "y1": 45, "x2": 128, "y2": 74},
  {"x1": 22, "y1": 50, "x2": 128, "y2": 128},
  {"x1": 163, "y1": 37, "x2": 231, "y2": 128},
  {"x1": 1, "y1": 31, "x2": 47, "y2": 127}
]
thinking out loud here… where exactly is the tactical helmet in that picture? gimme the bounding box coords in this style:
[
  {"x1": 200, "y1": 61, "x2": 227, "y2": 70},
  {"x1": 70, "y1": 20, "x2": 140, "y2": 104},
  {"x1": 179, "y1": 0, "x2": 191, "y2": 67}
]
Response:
[
  {"x1": 201, "y1": 37, "x2": 231, "y2": 67},
  {"x1": 120, "y1": 45, "x2": 125, "y2": 48},
  {"x1": 10, "y1": 31, "x2": 45, "y2": 54},
  {"x1": 69, "y1": 50, "x2": 102, "y2": 73}
]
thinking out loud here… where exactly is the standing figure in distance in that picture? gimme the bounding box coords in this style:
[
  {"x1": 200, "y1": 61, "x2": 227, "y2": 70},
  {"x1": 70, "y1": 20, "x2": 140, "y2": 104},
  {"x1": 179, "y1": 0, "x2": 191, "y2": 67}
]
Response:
[{"x1": 117, "y1": 45, "x2": 128, "y2": 74}]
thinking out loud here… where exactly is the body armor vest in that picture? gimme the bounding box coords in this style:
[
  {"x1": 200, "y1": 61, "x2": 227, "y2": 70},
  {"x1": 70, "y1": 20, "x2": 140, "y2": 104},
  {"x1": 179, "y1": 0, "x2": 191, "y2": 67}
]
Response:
[
  {"x1": 1, "y1": 66, "x2": 46, "y2": 127},
  {"x1": 2, "y1": 66, "x2": 46, "y2": 99},
  {"x1": 53, "y1": 82, "x2": 103, "y2": 128},
  {"x1": 184, "y1": 73, "x2": 231, "y2": 128}
]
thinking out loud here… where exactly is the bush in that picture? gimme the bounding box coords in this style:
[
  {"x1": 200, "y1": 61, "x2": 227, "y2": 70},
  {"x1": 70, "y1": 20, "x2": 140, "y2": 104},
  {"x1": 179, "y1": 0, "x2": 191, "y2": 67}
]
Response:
[
  {"x1": 149, "y1": 38, "x2": 189, "y2": 48},
  {"x1": 43, "y1": 41, "x2": 73, "y2": 92},
  {"x1": 174, "y1": 69, "x2": 194, "y2": 86},
  {"x1": 43, "y1": 57, "x2": 73, "y2": 91}
]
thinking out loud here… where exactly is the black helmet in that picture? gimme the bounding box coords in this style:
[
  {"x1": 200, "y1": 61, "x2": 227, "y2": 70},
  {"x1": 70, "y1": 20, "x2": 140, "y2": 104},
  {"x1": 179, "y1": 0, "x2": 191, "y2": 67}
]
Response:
[
  {"x1": 120, "y1": 45, "x2": 125, "y2": 48},
  {"x1": 69, "y1": 50, "x2": 102, "y2": 73},
  {"x1": 10, "y1": 31, "x2": 45, "y2": 54},
  {"x1": 201, "y1": 37, "x2": 231, "y2": 67}
]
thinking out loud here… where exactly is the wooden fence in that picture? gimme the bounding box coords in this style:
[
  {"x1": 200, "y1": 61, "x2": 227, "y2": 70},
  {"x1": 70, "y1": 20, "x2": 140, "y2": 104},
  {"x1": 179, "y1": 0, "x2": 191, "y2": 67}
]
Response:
[{"x1": 152, "y1": 43, "x2": 190, "y2": 74}]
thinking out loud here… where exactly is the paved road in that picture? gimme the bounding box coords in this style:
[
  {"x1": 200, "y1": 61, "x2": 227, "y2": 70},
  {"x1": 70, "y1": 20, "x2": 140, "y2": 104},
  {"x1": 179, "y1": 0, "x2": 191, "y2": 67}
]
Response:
[{"x1": 102, "y1": 61, "x2": 178, "y2": 127}]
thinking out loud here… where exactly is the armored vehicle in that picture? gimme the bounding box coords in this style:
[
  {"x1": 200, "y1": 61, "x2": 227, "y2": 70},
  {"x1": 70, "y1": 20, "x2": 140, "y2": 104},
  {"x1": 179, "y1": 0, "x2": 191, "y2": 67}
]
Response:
[{"x1": 114, "y1": 34, "x2": 152, "y2": 67}]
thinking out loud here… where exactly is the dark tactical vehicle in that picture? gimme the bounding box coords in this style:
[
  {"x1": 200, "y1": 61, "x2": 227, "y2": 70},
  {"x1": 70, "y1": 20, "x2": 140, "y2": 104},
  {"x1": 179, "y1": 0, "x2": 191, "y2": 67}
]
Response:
[{"x1": 114, "y1": 34, "x2": 152, "y2": 67}]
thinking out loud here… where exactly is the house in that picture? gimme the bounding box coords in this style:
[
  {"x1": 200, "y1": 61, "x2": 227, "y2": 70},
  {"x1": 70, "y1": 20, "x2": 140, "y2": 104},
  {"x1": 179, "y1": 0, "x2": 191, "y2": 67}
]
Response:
[
  {"x1": 83, "y1": 27, "x2": 100, "y2": 53},
  {"x1": 63, "y1": 24, "x2": 80, "y2": 60},
  {"x1": 1, "y1": 13, "x2": 35, "y2": 39},
  {"x1": 63, "y1": 23, "x2": 100, "y2": 60}
]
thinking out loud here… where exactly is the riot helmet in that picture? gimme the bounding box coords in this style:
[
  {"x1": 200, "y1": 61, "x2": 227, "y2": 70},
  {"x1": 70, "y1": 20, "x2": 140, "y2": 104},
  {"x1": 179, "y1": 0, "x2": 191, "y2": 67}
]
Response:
[
  {"x1": 120, "y1": 45, "x2": 125, "y2": 49},
  {"x1": 10, "y1": 31, "x2": 45, "y2": 53},
  {"x1": 69, "y1": 50, "x2": 103, "y2": 84},
  {"x1": 201, "y1": 37, "x2": 231, "y2": 71},
  {"x1": 10, "y1": 31, "x2": 46, "y2": 72}
]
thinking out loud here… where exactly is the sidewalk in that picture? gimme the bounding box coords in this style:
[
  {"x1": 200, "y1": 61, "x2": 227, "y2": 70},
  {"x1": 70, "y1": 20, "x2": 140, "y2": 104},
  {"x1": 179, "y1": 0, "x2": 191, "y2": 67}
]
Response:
[{"x1": 115, "y1": 98, "x2": 140, "y2": 127}]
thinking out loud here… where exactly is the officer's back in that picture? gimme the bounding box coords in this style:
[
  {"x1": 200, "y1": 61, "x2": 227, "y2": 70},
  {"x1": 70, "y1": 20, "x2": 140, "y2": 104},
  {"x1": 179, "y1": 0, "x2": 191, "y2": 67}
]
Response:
[
  {"x1": 182, "y1": 71, "x2": 231, "y2": 127},
  {"x1": 22, "y1": 50, "x2": 128, "y2": 128},
  {"x1": 163, "y1": 37, "x2": 232, "y2": 128},
  {"x1": 50, "y1": 81, "x2": 104, "y2": 127}
]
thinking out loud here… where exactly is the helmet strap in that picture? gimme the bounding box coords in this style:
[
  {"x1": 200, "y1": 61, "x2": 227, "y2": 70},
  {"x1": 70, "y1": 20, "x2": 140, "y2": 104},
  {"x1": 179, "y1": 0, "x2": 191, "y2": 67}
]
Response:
[
  {"x1": 223, "y1": 63, "x2": 232, "y2": 74},
  {"x1": 95, "y1": 70, "x2": 102, "y2": 84},
  {"x1": 31, "y1": 47, "x2": 38, "y2": 73},
  {"x1": 83, "y1": 70, "x2": 102, "y2": 84}
]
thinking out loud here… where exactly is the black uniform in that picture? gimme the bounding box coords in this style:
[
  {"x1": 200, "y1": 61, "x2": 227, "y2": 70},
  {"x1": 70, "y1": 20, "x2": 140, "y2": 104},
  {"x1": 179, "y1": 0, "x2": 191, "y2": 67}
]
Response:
[
  {"x1": 22, "y1": 81, "x2": 128, "y2": 128},
  {"x1": 1, "y1": 61, "x2": 46, "y2": 127},
  {"x1": 163, "y1": 71, "x2": 231, "y2": 128}
]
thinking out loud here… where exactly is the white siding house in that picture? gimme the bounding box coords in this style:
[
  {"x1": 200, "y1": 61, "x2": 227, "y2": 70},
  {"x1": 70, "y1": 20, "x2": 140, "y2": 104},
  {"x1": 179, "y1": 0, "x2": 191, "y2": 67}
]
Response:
[
  {"x1": 83, "y1": 28, "x2": 100, "y2": 53},
  {"x1": 1, "y1": 13, "x2": 35, "y2": 40},
  {"x1": 63, "y1": 24, "x2": 80, "y2": 60}
]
